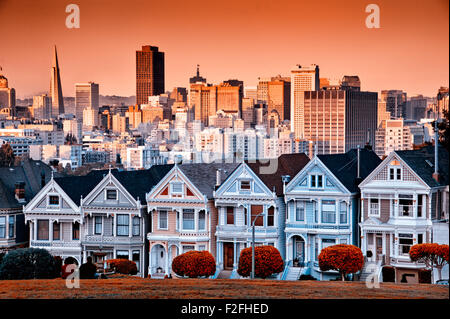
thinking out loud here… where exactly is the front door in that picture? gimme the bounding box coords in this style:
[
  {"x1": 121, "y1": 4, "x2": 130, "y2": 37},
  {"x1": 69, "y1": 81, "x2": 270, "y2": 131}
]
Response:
[
  {"x1": 223, "y1": 243, "x2": 234, "y2": 270},
  {"x1": 376, "y1": 236, "x2": 383, "y2": 261},
  {"x1": 295, "y1": 240, "x2": 305, "y2": 262}
]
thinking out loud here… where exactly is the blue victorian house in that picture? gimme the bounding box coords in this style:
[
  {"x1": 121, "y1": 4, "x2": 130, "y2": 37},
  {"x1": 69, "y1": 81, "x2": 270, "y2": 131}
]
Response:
[{"x1": 282, "y1": 147, "x2": 381, "y2": 280}]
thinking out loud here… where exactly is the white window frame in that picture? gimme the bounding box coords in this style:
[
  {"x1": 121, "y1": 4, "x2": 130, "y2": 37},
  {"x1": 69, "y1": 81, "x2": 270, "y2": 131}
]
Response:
[
  {"x1": 388, "y1": 166, "x2": 402, "y2": 181},
  {"x1": 239, "y1": 180, "x2": 251, "y2": 192},
  {"x1": 295, "y1": 201, "x2": 305, "y2": 222},
  {"x1": 158, "y1": 210, "x2": 168, "y2": 230},
  {"x1": 94, "y1": 216, "x2": 103, "y2": 235},
  {"x1": 310, "y1": 174, "x2": 324, "y2": 189},
  {"x1": 198, "y1": 211, "x2": 206, "y2": 230},
  {"x1": 369, "y1": 198, "x2": 380, "y2": 217},
  {"x1": 170, "y1": 182, "x2": 183, "y2": 195},
  {"x1": 105, "y1": 189, "x2": 118, "y2": 201},
  {"x1": 47, "y1": 194, "x2": 60, "y2": 208},
  {"x1": 182, "y1": 209, "x2": 195, "y2": 231}
]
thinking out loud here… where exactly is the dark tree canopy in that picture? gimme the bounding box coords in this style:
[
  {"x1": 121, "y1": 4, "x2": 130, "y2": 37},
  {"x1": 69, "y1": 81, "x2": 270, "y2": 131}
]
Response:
[{"x1": 0, "y1": 143, "x2": 15, "y2": 167}]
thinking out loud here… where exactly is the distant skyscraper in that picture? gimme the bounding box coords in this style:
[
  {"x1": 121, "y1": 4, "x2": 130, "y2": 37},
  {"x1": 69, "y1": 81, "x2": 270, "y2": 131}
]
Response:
[
  {"x1": 436, "y1": 87, "x2": 449, "y2": 118},
  {"x1": 267, "y1": 76, "x2": 291, "y2": 122},
  {"x1": 32, "y1": 94, "x2": 52, "y2": 120},
  {"x1": 189, "y1": 65, "x2": 206, "y2": 84},
  {"x1": 380, "y1": 90, "x2": 407, "y2": 119},
  {"x1": 302, "y1": 87, "x2": 378, "y2": 154},
  {"x1": 0, "y1": 69, "x2": 15, "y2": 117},
  {"x1": 75, "y1": 82, "x2": 99, "y2": 121},
  {"x1": 136, "y1": 45, "x2": 165, "y2": 105},
  {"x1": 49, "y1": 46, "x2": 64, "y2": 116},
  {"x1": 290, "y1": 64, "x2": 320, "y2": 138}
]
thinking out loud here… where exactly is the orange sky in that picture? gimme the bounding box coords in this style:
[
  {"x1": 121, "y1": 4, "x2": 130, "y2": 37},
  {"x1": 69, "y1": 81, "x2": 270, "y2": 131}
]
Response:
[{"x1": 0, "y1": 0, "x2": 448, "y2": 98}]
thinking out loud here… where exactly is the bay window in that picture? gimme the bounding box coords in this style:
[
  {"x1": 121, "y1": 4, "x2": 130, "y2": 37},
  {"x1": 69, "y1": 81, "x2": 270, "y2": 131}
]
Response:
[
  {"x1": 182, "y1": 209, "x2": 195, "y2": 230},
  {"x1": 117, "y1": 214, "x2": 129, "y2": 236},
  {"x1": 133, "y1": 216, "x2": 140, "y2": 236}
]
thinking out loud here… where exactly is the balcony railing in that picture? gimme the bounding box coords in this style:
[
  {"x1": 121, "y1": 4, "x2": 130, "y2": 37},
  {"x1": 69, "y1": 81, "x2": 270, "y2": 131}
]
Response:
[
  {"x1": 31, "y1": 240, "x2": 81, "y2": 248},
  {"x1": 83, "y1": 235, "x2": 143, "y2": 244}
]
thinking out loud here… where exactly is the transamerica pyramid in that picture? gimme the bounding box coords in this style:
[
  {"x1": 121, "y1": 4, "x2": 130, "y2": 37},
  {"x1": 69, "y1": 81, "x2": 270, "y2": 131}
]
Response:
[{"x1": 49, "y1": 45, "x2": 64, "y2": 116}]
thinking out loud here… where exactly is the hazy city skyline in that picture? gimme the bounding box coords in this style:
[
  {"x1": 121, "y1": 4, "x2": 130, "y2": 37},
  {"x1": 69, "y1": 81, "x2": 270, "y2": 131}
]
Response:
[{"x1": 0, "y1": 0, "x2": 448, "y2": 99}]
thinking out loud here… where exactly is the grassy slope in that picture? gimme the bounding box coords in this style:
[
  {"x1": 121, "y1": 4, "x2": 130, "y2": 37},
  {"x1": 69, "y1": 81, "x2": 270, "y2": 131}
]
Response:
[{"x1": 0, "y1": 277, "x2": 448, "y2": 299}]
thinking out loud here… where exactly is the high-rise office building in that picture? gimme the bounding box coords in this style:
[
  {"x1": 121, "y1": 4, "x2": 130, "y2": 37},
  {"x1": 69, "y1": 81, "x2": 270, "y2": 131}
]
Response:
[
  {"x1": 217, "y1": 80, "x2": 242, "y2": 115},
  {"x1": 32, "y1": 94, "x2": 52, "y2": 120},
  {"x1": 75, "y1": 82, "x2": 99, "y2": 121},
  {"x1": 136, "y1": 45, "x2": 165, "y2": 105},
  {"x1": 290, "y1": 64, "x2": 320, "y2": 138},
  {"x1": 302, "y1": 87, "x2": 378, "y2": 154},
  {"x1": 380, "y1": 90, "x2": 407, "y2": 119},
  {"x1": 405, "y1": 95, "x2": 427, "y2": 121},
  {"x1": 436, "y1": 87, "x2": 449, "y2": 118},
  {"x1": 189, "y1": 65, "x2": 206, "y2": 84},
  {"x1": 267, "y1": 77, "x2": 291, "y2": 122},
  {"x1": 49, "y1": 46, "x2": 64, "y2": 116}
]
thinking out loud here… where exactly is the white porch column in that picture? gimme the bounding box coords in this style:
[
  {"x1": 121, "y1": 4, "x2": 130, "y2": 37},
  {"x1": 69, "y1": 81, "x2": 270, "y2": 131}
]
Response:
[
  {"x1": 194, "y1": 209, "x2": 198, "y2": 232},
  {"x1": 148, "y1": 243, "x2": 152, "y2": 276},
  {"x1": 413, "y1": 193, "x2": 418, "y2": 218},
  {"x1": 216, "y1": 240, "x2": 220, "y2": 266},
  {"x1": 49, "y1": 220, "x2": 53, "y2": 242},
  {"x1": 128, "y1": 215, "x2": 132, "y2": 238},
  {"x1": 233, "y1": 241, "x2": 237, "y2": 269},
  {"x1": 33, "y1": 220, "x2": 37, "y2": 241},
  {"x1": 317, "y1": 199, "x2": 322, "y2": 224},
  {"x1": 112, "y1": 214, "x2": 116, "y2": 236},
  {"x1": 29, "y1": 221, "x2": 33, "y2": 242},
  {"x1": 382, "y1": 232, "x2": 386, "y2": 256},
  {"x1": 83, "y1": 250, "x2": 87, "y2": 263}
]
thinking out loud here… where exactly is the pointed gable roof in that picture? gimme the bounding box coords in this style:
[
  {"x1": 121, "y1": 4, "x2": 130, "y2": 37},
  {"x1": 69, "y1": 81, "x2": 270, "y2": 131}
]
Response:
[
  {"x1": 54, "y1": 174, "x2": 105, "y2": 206},
  {"x1": 0, "y1": 159, "x2": 60, "y2": 209},
  {"x1": 178, "y1": 162, "x2": 239, "y2": 199},
  {"x1": 246, "y1": 153, "x2": 310, "y2": 196},
  {"x1": 395, "y1": 144, "x2": 448, "y2": 188},
  {"x1": 318, "y1": 148, "x2": 382, "y2": 193},
  {"x1": 86, "y1": 164, "x2": 175, "y2": 202}
]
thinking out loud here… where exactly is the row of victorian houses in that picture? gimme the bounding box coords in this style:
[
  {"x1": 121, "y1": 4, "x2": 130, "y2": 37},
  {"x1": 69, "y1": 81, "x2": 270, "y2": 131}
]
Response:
[{"x1": 1, "y1": 144, "x2": 448, "y2": 283}]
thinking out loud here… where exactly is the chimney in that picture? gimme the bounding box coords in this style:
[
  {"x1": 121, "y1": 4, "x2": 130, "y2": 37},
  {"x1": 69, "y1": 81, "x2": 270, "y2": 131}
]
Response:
[
  {"x1": 216, "y1": 169, "x2": 221, "y2": 187},
  {"x1": 15, "y1": 181, "x2": 26, "y2": 202},
  {"x1": 432, "y1": 121, "x2": 440, "y2": 182}
]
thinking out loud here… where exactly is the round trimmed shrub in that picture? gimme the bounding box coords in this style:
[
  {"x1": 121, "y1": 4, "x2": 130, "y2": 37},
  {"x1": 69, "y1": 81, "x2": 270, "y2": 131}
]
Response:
[
  {"x1": 171, "y1": 250, "x2": 216, "y2": 278},
  {"x1": 0, "y1": 248, "x2": 58, "y2": 280},
  {"x1": 319, "y1": 244, "x2": 364, "y2": 281},
  {"x1": 237, "y1": 245, "x2": 284, "y2": 279},
  {"x1": 106, "y1": 259, "x2": 138, "y2": 275}
]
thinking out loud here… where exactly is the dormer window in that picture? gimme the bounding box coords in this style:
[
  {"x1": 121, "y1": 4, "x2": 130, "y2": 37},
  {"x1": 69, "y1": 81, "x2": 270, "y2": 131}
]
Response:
[
  {"x1": 106, "y1": 189, "x2": 117, "y2": 200},
  {"x1": 48, "y1": 195, "x2": 60, "y2": 206},
  {"x1": 310, "y1": 175, "x2": 323, "y2": 188},
  {"x1": 240, "y1": 180, "x2": 251, "y2": 191},
  {"x1": 389, "y1": 160, "x2": 402, "y2": 180},
  {"x1": 171, "y1": 182, "x2": 183, "y2": 195}
]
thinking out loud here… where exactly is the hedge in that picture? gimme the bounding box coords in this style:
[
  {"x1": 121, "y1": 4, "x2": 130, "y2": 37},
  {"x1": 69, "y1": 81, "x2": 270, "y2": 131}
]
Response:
[
  {"x1": 172, "y1": 250, "x2": 216, "y2": 278},
  {"x1": 237, "y1": 245, "x2": 284, "y2": 278},
  {"x1": 0, "y1": 248, "x2": 58, "y2": 280},
  {"x1": 106, "y1": 259, "x2": 138, "y2": 275}
]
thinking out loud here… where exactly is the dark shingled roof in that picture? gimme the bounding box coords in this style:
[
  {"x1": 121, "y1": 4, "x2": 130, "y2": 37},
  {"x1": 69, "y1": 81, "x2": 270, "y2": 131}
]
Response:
[
  {"x1": 54, "y1": 174, "x2": 105, "y2": 206},
  {"x1": 0, "y1": 159, "x2": 60, "y2": 209},
  {"x1": 246, "y1": 153, "x2": 310, "y2": 196},
  {"x1": 318, "y1": 148, "x2": 382, "y2": 193},
  {"x1": 395, "y1": 144, "x2": 448, "y2": 187},
  {"x1": 85, "y1": 164, "x2": 175, "y2": 203},
  {"x1": 178, "y1": 162, "x2": 240, "y2": 199}
]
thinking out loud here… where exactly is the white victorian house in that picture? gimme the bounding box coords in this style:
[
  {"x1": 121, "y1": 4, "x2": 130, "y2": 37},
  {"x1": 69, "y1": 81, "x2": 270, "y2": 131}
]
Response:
[
  {"x1": 213, "y1": 154, "x2": 310, "y2": 278},
  {"x1": 24, "y1": 173, "x2": 103, "y2": 265},
  {"x1": 359, "y1": 144, "x2": 448, "y2": 283}
]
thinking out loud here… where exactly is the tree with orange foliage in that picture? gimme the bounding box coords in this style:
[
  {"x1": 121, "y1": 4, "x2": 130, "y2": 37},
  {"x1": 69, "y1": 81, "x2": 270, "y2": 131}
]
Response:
[
  {"x1": 237, "y1": 245, "x2": 284, "y2": 279},
  {"x1": 171, "y1": 250, "x2": 216, "y2": 278},
  {"x1": 409, "y1": 243, "x2": 449, "y2": 281},
  {"x1": 318, "y1": 244, "x2": 364, "y2": 281}
]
